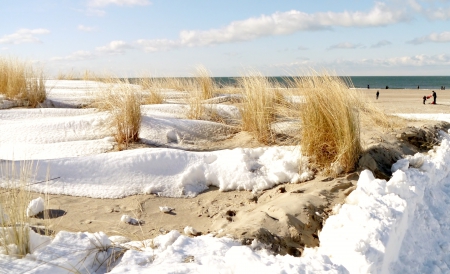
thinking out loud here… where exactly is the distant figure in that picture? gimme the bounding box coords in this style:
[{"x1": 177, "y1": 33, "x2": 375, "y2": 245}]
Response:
[
  {"x1": 386, "y1": 86, "x2": 389, "y2": 89},
  {"x1": 367, "y1": 84, "x2": 370, "y2": 89},
  {"x1": 376, "y1": 91, "x2": 379, "y2": 100},
  {"x1": 432, "y1": 91, "x2": 437, "y2": 104},
  {"x1": 423, "y1": 95, "x2": 427, "y2": 104},
  {"x1": 418, "y1": 85, "x2": 420, "y2": 89}
]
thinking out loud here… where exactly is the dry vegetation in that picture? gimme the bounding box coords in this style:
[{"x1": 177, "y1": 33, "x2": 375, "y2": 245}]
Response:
[
  {"x1": 139, "y1": 77, "x2": 164, "y2": 105},
  {"x1": 239, "y1": 72, "x2": 278, "y2": 144},
  {"x1": 291, "y1": 72, "x2": 362, "y2": 175},
  {"x1": 0, "y1": 162, "x2": 42, "y2": 257},
  {"x1": 94, "y1": 78, "x2": 142, "y2": 150},
  {"x1": 0, "y1": 57, "x2": 46, "y2": 107},
  {"x1": 56, "y1": 69, "x2": 98, "y2": 81}
]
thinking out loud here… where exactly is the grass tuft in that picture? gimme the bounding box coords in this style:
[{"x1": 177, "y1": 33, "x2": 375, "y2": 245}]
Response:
[
  {"x1": 239, "y1": 71, "x2": 278, "y2": 144},
  {"x1": 194, "y1": 65, "x2": 215, "y2": 100},
  {"x1": 292, "y1": 71, "x2": 361, "y2": 175},
  {"x1": 94, "y1": 78, "x2": 142, "y2": 150},
  {"x1": 0, "y1": 56, "x2": 46, "y2": 107},
  {"x1": 139, "y1": 77, "x2": 164, "y2": 105},
  {"x1": 0, "y1": 161, "x2": 38, "y2": 257}
]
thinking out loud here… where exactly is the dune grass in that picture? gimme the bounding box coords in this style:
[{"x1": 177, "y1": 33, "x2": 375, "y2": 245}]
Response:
[
  {"x1": 186, "y1": 66, "x2": 216, "y2": 120},
  {"x1": 94, "y1": 78, "x2": 142, "y2": 150},
  {"x1": 0, "y1": 56, "x2": 46, "y2": 107},
  {"x1": 292, "y1": 71, "x2": 361, "y2": 175},
  {"x1": 139, "y1": 77, "x2": 165, "y2": 105},
  {"x1": 0, "y1": 161, "x2": 40, "y2": 257},
  {"x1": 194, "y1": 65, "x2": 215, "y2": 100},
  {"x1": 239, "y1": 72, "x2": 278, "y2": 144}
]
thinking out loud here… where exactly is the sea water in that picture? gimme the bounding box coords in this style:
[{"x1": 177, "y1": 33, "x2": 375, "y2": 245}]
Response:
[
  {"x1": 213, "y1": 76, "x2": 450, "y2": 90},
  {"x1": 130, "y1": 76, "x2": 450, "y2": 90}
]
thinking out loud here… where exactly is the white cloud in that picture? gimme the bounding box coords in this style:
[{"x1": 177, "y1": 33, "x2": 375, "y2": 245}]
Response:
[
  {"x1": 135, "y1": 39, "x2": 180, "y2": 52},
  {"x1": 51, "y1": 51, "x2": 97, "y2": 62},
  {"x1": 78, "y1": 25, "x2": 97, "y2": 32},
  {"x1": 180, "y1": 3, "x2": 408, "y2": 47},
  {"x1": 328, "y1": 42, "x2": 364, "y2": 50},
  {"x1": 408, "y1": 31, "x2": 450, "y2": 44},
  {"x1": 297, "y1": 46, "x2": 308, "y2": 50},
  {"x1": 88, "y1": 0, "x2": 151, "y2": 7},
  {"x1": 358, "y1": 54, "x2": 450, "y2": 66},
  {"x1": 129, "y1": 2, "x2": 409, "y2": 53},
  {"x1": 0, "y1": 28, "x2": 50, "y2": 44},
  {"x1": 271, "y1": 59, "x2": 311, "y2": 68},
  {"x1": 371, "y1": 40, "x2": 392, "y2": 48},
  {"x1": 96, "y1": 40, "x2": 133, "y2": 54}
]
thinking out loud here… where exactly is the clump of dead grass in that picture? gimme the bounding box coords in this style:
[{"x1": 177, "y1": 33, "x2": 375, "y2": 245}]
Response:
[
  {"x1": 292, "y1": 71, "x2": 361, "y2": 175},
  {"x1": 139, "y1": 77, "x2": 164, "y2": 105},
  {"x1": 0, "y1": 56, "x2": 46, "y2": 107},
  {"x1": 185, "y1": 66, "x2": 216, "y2": 120},
  {"x1": 239, "y1": 71, "x2": 278, "y2": 144},
  {"x1": 0, "y1": 161, "x2": 41, "y2": 257},
  {"x1": 195, "y1": 65, "x2": 215, "y2": 100},
  {"x1": 94, "y1": 78, "x2": 142, "y2": 150}
]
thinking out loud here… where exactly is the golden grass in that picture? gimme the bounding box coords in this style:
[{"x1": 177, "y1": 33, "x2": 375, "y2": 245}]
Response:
[
  {"x1": 0, "y1": 161, "x2": 40, "y2": 257},
  {"x1": 94, "y1": 78, "x2": 142, "y2": 150},
  {"x1": 239, "y1": 71, "x2": 278, "y2": 144},
  {"x1": 0, "y1": 56, "x2": 46, "y2": 107},
  {"x1": 292, "y1": 72, "x2": 361, "y2": 175},
  {"x1": 194, "y1": 65, "x2": 215, "y2": 100},
  {"x1": 139, "y1": 77, "x2": 164, "y2": 105},
  {"x1": 56, "y1": 69, "x2": 78, "y2": 80}
]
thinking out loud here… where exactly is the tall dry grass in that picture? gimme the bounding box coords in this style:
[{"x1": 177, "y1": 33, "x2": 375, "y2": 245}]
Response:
[
  {"x1": 0, "y1": 57, "x2": 46, "y2": 107},
  {"x1": 93, "y1": 78, "x2": 142, "y2": 150},
  {"x1": 0, "y1": 161, "x2": 40, "y2": 257},
  {"x1": 139, "y1": 77, "x2": 164, "y2": 105},
  {"x1": 185, "y1": 66, "x2": 216, "y2": 120},
  {"x1": 239, "y1": 72, "x2": 278, "y2": 144},
  {"x1": 292, "y1": 72, "x2": 361, "y2": 175},
  {"x1": 194, "y1": 65, "x2": 215, "y2": 100}
]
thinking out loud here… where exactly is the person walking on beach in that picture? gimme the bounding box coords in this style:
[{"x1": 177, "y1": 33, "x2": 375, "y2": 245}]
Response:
[
  {"x1": 423, "y1": 95, "x2": 427, "y2": 104},
  {"x1": 376, "y1": 91, "x2": 379, "y2": 100},
  {"x1": 367, "y1": 84, "x2": 370, "y2": 89},
  {"x1": 432, "y1": 91, "x2": 437, "y2": 104}
]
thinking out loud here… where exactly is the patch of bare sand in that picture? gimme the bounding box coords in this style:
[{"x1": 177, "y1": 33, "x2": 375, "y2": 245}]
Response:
[{"x1": 21, "y1": 91, "x2": 450, "y2": 257}]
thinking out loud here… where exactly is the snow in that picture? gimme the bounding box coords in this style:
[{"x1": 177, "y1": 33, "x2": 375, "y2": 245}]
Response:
[
  {"x1": 26, "y1": 197, "x2": 45, "y2": 217},
  {"x1": 121, "y1": 215, "x2": 144, "y2": 225},
  {"x1": 3, "y1": 80, "x2": 450, "y2": 273}
]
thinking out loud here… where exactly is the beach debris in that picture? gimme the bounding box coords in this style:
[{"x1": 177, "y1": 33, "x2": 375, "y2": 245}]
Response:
[
  {"x1": 120, "y1": 215, "x2": 144, "y2": 225},
  {"x1": 277, "y1": 186, "x2": 286, "y2": 193},
  {"x1": 182, "y1": 255, "x2": 195, "y2": 263},
  {"x1": 159, "y1": 206, "x2": 175, "y2": 213},
  {"x1": 184, "y1": 226, "x2": 200, "y2": 236},
  {"x1": 26, "y1": 197, "x2": 45, "y2": 217}
]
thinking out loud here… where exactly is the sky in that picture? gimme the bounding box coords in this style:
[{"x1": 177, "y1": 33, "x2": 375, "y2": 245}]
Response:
[{"x1": 1, "y1": 0, "x2": 450, "y2": 77}]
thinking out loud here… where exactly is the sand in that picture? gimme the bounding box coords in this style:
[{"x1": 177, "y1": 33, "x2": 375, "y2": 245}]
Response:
[
  {"x1": 359, "y1": 88, "x2": 450, "y2": 114},
  {"x1": 13, "y1": 88, "x2": 450, "y2": 256}
]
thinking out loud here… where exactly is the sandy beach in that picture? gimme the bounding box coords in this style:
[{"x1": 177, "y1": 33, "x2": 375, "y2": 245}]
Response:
[{"x1": 359, "y1": 88, "x2": 450, "y2": 114}]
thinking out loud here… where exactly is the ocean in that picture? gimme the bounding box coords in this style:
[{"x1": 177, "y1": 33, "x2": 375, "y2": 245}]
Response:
[
  {"x1": 130, "y1": 76, "x2": 450, "y2": 90},
  {"x1": 212, "y1": 76, "x2": 450, "y2": 90}
]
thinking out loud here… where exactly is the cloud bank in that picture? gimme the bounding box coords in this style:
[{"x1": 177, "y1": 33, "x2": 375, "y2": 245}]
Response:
[{"x1": 0, "y1": 29, "x2": 50, "y2": 45}]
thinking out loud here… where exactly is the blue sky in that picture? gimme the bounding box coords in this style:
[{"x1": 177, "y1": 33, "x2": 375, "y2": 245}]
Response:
[{"x1": 1, "y1": 0, "x2": 450, "y2": 76}]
